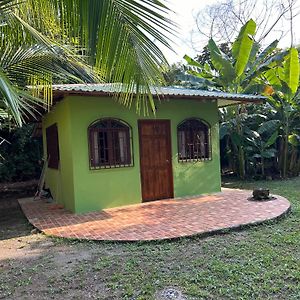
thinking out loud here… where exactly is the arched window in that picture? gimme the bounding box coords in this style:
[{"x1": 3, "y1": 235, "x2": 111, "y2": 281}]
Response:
[
  {"x1": 177, "y1": 118, "x2": 211, "y2": 162},
  {"x1": 88, "y1": 118, "x2": 132, "y2": 169}
]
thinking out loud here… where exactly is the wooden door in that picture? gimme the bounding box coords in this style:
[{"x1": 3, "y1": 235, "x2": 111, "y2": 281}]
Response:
[{"x1": 138, "y1": 120, "x2": 174, "y2": 202}]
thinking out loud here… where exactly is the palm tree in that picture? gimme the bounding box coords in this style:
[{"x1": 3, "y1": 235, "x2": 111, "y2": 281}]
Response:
[
  {"x1": 1, "y1": 0, "x2": 98, "y2": 126},
  {"x1": 1, "y1": 0, "x2": 174, "y2": 125}
]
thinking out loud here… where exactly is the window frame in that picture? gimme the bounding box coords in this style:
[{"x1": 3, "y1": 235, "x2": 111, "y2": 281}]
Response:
[
  {"x1": 88, "y1": 118, "x2": 133, "y2": 170},
  {"x1": 177, "y1": 118, "x2": 212, "y2": 162},
  {"x1": 46, "y1": 123, "x2": 60, "y2": 169}
]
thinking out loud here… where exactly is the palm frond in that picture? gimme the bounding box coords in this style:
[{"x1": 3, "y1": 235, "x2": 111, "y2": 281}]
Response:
[
  {"x1": 20, "y1": 0, "x2": 176, "y2": 112},
  {"x1": 0, "y1": 0, "x2": 18, "y2": 13},
  {"x1": 1, "y1": 0, "x2": 176, "y2": 126},
  {"x1": 0, "y1": 68, "x2": 43, "y2": 125},
  {"x1": 1, "y1": 3, "x2": 100, "y2": 125}
]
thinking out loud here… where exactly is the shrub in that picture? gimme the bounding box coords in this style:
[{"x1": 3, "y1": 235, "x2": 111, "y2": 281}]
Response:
[{"x1": 0, "y1": 125, "x2": 43, "y2": 182}]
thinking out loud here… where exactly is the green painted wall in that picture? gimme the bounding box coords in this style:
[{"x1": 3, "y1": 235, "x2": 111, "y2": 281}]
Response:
[
  {"x1": 43, "y1": 96, "x2": 221, "y2": 213},
  {"x1": 42, "y1": 100, "x2": 75, "y2": 212}
]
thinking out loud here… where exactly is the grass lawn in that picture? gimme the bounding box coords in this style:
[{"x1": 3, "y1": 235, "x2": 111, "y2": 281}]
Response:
[{"x1": 0, "y1": 177, "x2": 300, "y2": 299}]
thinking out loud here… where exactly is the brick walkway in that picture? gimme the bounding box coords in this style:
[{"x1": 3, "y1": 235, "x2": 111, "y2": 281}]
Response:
[{"x1": 18, "y1": 188, "x2": 290, "y2": 241}]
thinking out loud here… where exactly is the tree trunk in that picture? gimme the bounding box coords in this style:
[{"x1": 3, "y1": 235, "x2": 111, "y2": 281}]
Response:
[
  {"x1": 261, "y1": 156, "x2": 265, "y2": 177},
  {"x1": 297, "y1": 156, "x2": 300, "y2": 175},
  {"x1": 236, "y1": 105, "x2": 245, "y2": 179},
  {"x1": 238, "y1": 146, "x2": 245, "y2": 178},
  {"x1": 278, "y1": 137, "x2": 284, "y2": 176},
  {"x1": 289, "y1": 147, "x2": 300, "y2": 176},
  {"x1": 282, "y1": 119, "x2": 289, "y2": 178},
  {"x1": 289, "y1": 146, "x2": 297, "y2": 175},
  {"x1": 226, "y1": 136, "x2": 233, "y2": 173},
  {"x1": 282, "y1": 135, "x2": 288, "y2": 178}
]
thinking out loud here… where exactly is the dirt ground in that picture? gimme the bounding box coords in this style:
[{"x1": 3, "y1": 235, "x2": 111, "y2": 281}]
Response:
[
  {"x1": 0, "y1": 183, "x2": 105, "y2": 299},
  {"x1": 0, "y1": 196, "x2": 127, "y2": 299},
  {"x1": 0, "y1": 183, "x2": 188, "y2": 300},
  {"x1": 0, "y1": 202, "x2": 188, "y2": 300}
]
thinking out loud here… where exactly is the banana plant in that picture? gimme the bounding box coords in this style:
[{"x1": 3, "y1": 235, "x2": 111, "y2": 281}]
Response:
[
  {"x1": 184, "y1": 19, "x2": 282, "y2": 178},
  {"x1": 262, "y1": 47, "x2": 300, "y2": 178},
  {"x1": 245, "y1": 120, "x2": 280, "y2": 176},
  {"x1": 183, "y1": 19, "x2": 300, "y2": 178},
  {"x1": 183, "y1": 20, "x2": 280, "y2": 94},
  {"x1": 288, "y1": 132, "x2": 300, "y2": 176},
  {"x1": 220, "y1": 106, "x2": 278, "y2": 177}
]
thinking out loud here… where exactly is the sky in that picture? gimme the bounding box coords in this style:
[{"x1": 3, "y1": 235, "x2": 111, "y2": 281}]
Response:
[
  {"x1": 163, "y1": 0, "x2": 218, "y2": 63},
  {"x1": 163, "y1": 0, "x2": 300, "y2": 64}
]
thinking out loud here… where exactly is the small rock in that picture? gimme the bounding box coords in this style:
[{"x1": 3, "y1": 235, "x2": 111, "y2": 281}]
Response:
[
  {"x1": 156, "y1": 287, "x2": 187, "y2": 300},
  {"x1": 252, "y1": 188, "x2": 270, "y2": 200},
  {"x1": 31, "y1": 228, "x2": 39, "y2": 234}
]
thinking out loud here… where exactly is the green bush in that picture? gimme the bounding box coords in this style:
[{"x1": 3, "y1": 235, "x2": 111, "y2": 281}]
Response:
[{"x1": 0, "y1": 125, "x2": 43, "y2": 182}]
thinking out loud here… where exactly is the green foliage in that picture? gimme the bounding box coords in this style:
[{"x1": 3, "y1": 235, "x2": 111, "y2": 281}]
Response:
[
  {"x1": 231, "y1": 19, "x2": 256, "y2": 77},
  {"x1": 0, "y1": 125, "x2": 42, "y2": 182},
  {"x1": 162, "y1": 63, "x2": 185, "y2": 86},
  {"x1": 1, "y1": 0, "x2": 175, "y2": 125},
  {"x1": 184, "y1": 19, "x2": 279, "y2": 178},
  {"x1": 289, "y1": 133, "x2": 300, "y2": 147},
  {"x1": 208, "y1": 39, "x2": 235, "y2": 84},
  {"x1": 220, "y1": 105, "x2": 282, "y2": 177},
  {"x1": 19, "y1": 0, "x2": 174, "y2": 113},
  {"x1": 184, "y1": 19, "x2": 274, "y2": 94},
  {"x1": 0, "y1": 1, "x2": 97, "y2": 126},
  {"x1": 284, "y1": 48, "x2": 299, "y2": 96},
  {"x1": 263, "y1": 47, "x2": 300, "y2": 178},
  {"x1": 195, "y1": 42, "x2": 231, "y2": 66},
  {"x1": 183, "y1": 18, "x2": 300, "y2": 179}
]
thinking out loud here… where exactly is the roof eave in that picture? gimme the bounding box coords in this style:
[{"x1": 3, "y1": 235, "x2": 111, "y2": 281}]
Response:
[
  {"x1": 217, "y1": 98, "x2": 264, "y2": 107},
  {"x1": 52, "y1": 90, "x2": 265, "y2": 105}
]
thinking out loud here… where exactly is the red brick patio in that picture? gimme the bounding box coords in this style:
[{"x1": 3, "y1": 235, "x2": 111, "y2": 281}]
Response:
[{"x1": 18, "y1": 188, "x2": 290, "y2": 241}]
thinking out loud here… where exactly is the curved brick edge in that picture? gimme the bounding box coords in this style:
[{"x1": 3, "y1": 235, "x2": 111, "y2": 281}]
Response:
[
  {"x1": 47, "y1": 205, "x2": 292, "y2": 245},
  {"x1": 180, "y1": 202, "x2": 292, "y2": 243},
  {"x1": 55, "y1": 200, "x2": 292, "y2": 244},
  {"x1": 18, "y1": 191, "x2": 291, "y2": 243}
]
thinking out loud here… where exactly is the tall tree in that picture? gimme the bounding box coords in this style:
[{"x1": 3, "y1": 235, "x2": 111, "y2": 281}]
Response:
[{"x1": 191, "y1": 0, "x2": 299, "y2": 49}]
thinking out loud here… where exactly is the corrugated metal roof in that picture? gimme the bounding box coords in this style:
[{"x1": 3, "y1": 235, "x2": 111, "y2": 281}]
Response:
[
  {"x1": 53, "y1": 83, "x2": 266, "y2": 107},
  {"x1": 52, "y1": 83, "x2": 263, "y2": 99}
]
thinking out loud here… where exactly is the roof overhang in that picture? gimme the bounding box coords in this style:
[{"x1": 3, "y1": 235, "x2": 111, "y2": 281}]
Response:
[
  {"x1": 26, "y1": 84, "x2": 265, "y2": 124},
  {"x1": 50, "y1": 84, "x2": 265, "y2": 108}
]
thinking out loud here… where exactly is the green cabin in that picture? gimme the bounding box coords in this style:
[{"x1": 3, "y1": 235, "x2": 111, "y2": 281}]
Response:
[{"x1": 42, "y1": 84, "x2": 262, "y2": 213}]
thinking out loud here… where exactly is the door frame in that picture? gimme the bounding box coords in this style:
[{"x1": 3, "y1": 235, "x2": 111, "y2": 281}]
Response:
[{"x1": 138, "y1": 119, "x2": 174, "y2": 202}]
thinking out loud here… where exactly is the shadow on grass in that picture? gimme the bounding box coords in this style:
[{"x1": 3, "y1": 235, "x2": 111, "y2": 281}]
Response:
[{"x1": 0, "y1": 197, "x2": 33, "y2": 240}]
